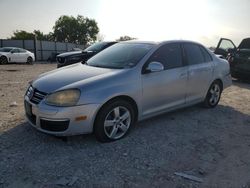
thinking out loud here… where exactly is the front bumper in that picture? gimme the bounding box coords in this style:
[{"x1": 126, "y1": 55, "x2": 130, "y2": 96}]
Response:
[{"x1": 24, "y1": 96, "x2": 100, "y2": 136}]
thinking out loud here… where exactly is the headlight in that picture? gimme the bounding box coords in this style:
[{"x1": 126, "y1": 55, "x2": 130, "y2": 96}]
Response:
[{"x1": 45, "y1": 89, "x2": 80, "y2": 107}]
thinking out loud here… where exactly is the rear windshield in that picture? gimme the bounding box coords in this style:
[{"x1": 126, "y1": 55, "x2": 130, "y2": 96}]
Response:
[
  {"x1": 238, "y1": 38, "x2": 250, "y2": 49},
  {"x1": 0, "y1": 47, "x2": 13, "y2": 52}
]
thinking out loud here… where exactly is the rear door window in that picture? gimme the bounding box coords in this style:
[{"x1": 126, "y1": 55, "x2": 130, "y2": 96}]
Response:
[
  {"x1": 200, "y1": 46, "x2": 213, "y2": 62},
  {"x1": 19, "y1": 49, "x2": 27, "y2": 53},
  {"x1": 183, "y1": 43, "x2": 205, "y2": 65},
  {"x1": 11, "y1": 48, "x2": 20, "y2": 53}
]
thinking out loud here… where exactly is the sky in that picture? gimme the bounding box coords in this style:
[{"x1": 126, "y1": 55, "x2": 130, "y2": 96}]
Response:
[{"x1": 0, "y1": 0, "x2": 250, "y2": 47}]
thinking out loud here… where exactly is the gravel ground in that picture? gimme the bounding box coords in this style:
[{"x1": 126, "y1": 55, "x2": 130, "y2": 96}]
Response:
[{"x1": 0, "y1": 63, "x2": 250, "y2": 188}]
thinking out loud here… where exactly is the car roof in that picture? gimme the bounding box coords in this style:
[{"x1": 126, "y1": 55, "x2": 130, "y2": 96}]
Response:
[
  {"x1": 0, "y1": 47, "x2": 26, "y2": 50},
  {"x1": 120, "y1": 40, "x2": 158, "y2": 45},
  {"x1": 120, "y1": 39, "x2": 203, "y2": 46},
  {"x1": 0, "y1": 47, "x2": 15, "y2": 49}
]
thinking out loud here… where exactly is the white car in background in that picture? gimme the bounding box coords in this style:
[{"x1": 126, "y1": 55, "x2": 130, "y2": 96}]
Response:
[{"x1": 0, "y1": 47, "x2": 35, "y2": 64}]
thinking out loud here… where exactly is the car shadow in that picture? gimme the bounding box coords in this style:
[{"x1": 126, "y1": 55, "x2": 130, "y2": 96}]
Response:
[
  {"x1": 0, "y1": 104, "x2": 250, "y2": 187},
  {"x1": 232, "y1": 78, "x2": 250, "y2": 89}
]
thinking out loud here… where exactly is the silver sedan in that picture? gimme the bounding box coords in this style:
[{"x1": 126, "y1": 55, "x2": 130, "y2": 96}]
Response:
[{"x1": 24, "y1": 40, "x2": 231, "y2": 142}]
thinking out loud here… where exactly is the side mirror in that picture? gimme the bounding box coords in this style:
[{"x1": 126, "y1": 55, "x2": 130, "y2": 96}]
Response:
[
  {"x1": 145, "y1": 61, "x2": 164, "y2": 73},
  {"x1": 10, "y1": 51, "x2": 14, "y2": 54}
]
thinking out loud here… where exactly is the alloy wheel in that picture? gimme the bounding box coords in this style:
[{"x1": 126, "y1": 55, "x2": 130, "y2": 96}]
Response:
[
  {"x1": 209, "y1": 83, "x2": 221, "y2": 106},
  {"x1": 104, "y1": 106, "x2": 131, "y2": 139}
]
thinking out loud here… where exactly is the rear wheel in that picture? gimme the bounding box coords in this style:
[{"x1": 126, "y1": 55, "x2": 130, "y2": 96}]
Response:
[
  {"x1": 0, "y1": 56, "x2": 8, "y2": 64},
  {"x1": 94, "y1": 100, "x2": 135, "y2": 142},
  {"x1": 203, "y1": 81, "x2": 222, "y2": 108},
  {"x1": 26, "y1": 57, "x2": 33, "y2": 64}
]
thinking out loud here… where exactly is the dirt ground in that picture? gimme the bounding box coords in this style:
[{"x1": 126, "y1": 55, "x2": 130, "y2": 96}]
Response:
[{"x1": 0, "y1": 63, "x2": 250, "y2": 188}]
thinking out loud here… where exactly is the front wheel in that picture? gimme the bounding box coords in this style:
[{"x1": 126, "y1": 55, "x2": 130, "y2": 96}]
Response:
[
  {"x1": 0, "y1": 56, "x2": 8, "y2": 64},
  {"x1": 94, "y1": 100, "x2": 135, "y2": 142},
  {"x1": 203, "y1": 81, "x2": 222, "y2": 108}
]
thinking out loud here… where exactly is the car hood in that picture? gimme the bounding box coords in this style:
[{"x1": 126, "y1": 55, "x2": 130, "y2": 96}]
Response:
[
  {"x1": 0, "y1": 52, "x2": 9, "y2": 55},
  {"x1": 32, "y1": 63, "x2": 121, "y2": 93},
  {"x1": 57, "y1": 51, "x2": 82, "y2": 57}
]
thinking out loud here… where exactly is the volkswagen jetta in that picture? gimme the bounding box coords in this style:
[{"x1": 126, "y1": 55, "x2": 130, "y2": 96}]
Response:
[{"x1": 24, "y1": 40, "x2": 231, "y2": 142}]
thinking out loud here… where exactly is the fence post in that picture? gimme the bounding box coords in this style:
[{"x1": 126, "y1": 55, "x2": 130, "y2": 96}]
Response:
[
  {"x1": 40, "y1": 41, "x2": 43, "y2": 61},
  {"x1": 55, "y1": 41, "x2": 57, "y2": 53},
  {"x1": 33, "y1": 38, "x2": 37, "y2": 61},
  {"x1": 22, "y1": 39, "x2": 25, "y2": 49}
]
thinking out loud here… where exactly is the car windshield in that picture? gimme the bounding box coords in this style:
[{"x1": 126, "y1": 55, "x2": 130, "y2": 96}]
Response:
[
  {"x1": 86, "y1": 43, "x2": 154, "y2": 69},
  {"x1": 238, "y1": 38, "x2": 250, "y2": 49},
  {"x1": 84, "y1": 42, "x2": 108, "y2": 52},
  {"x1": 0, "y1": 47, "x2": 14, "y2": 52}
]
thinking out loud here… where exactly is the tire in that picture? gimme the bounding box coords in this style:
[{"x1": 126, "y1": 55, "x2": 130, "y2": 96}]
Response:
[
  {"x1": 94, "y1": 99, "x2": 136, "y2": 142},
  {"x1": 0, "y1": 56, "x2": 8, "y2": 64},
  {"x1": 26, "y1": 57, "x2": 33, "y2": 65},
  {"x1": 203, "y1": 81, "x2": 222, "y2": 108}
]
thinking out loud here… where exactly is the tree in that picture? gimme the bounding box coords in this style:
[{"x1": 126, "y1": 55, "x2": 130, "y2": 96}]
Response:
[
  {"x1": 10, "y1": 30, "x2": 49, "y2": 40},
  {"x1": 33, "y1": 30, "x2": 48, "y2": 40},
  {"x1": 43, "y1": 32, "x2": 55, "y2": 41},
  {"x1": 116, "y1": 35, "x2": 136, "y2": 41},
  {"x1": 9, "y1": 15, "x2": 99, "y2": 45},
  {"x1": 53, "y1": 15, "x2": 99, "y2": 45},
  {"x1": 11, "y1": 30, "x2": 35, "y2": 40}
]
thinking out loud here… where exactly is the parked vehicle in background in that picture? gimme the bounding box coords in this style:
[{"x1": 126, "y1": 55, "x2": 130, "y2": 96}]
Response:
[
  {"x1": 214, "y1": 38, "x2": 250, "y2": 80},
  {"x1": 0, "y1": 47, "x2": 35, "y2": 64},
  {"x1": 56, "y1": 41, "x2": 117, "y2": 68},
  {"x1": 24, "y1": 40, "x2": 231, "y2": 142},
  {"x1": 214, "y1": 38, "x2": 236, "y2": 58},
  {"x1": 47, "y1": 52, "x2": 60, "y2": 62}
]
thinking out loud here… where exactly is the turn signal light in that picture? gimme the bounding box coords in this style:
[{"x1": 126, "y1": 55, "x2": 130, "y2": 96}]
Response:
[{"x1": 75, "y1": 116, "x2": 87, "y2": 121}]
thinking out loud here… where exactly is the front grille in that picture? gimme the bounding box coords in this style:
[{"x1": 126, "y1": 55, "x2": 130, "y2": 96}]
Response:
[
  {"x1": 40, "y1": 119, "x2": 69, "y2": 132},
  {"x1": 26, "y1": 86, "x2": 47, "y2": 104}
]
